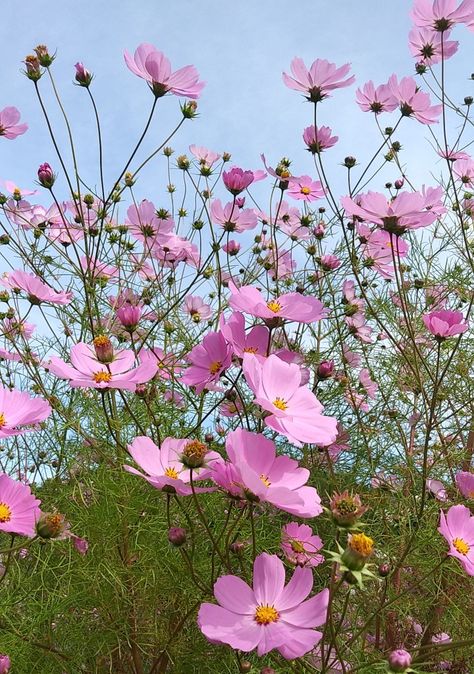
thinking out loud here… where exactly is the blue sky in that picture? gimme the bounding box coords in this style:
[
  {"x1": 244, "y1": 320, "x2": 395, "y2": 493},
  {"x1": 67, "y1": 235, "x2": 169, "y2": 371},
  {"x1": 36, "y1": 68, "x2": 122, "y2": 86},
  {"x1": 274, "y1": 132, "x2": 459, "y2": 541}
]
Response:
[{"x1": 0, "y1": 0, "x2": 473, "y2": 206}]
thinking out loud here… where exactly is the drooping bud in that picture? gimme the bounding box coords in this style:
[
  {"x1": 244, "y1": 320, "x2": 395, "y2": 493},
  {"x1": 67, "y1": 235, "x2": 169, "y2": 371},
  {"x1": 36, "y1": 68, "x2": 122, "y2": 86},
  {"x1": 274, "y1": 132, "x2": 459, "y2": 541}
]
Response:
[
  {"x1": 168, "y1": 527, "x2": 187, "y2": 547},
  {"x1": 181, "y1": 440, "x2": 208, "y2": 469},
  {"x1": 341, "y1": 532, "x2": 374, "y2": 571},
  {"x1": 74, "y1": 62, "x2": 93, "y2": 87},
  {"x1": 344, "y1": 156, "x2": 357, "y2": 168},
  {"x1": 330, "y1": 491, "x2": 368, "y2": 528},
  {"x1": 394, "y1": 178, "x2": 404, "y2": 190},
  {"x1": 93, "y1": 335, "x2": 114, "y2": 363},
  {"x1": 37, "y1": 163, "x2": 55, "y2": 188},
  {"x1": 36, "y1": 512, "x2": 69, "y2": 539},
  {"x1": 317, "y1": 360, "x2": 335, "y2": 380},
  {"x1": 388, "y1": 649, "x2": 412, "y2": 673}
]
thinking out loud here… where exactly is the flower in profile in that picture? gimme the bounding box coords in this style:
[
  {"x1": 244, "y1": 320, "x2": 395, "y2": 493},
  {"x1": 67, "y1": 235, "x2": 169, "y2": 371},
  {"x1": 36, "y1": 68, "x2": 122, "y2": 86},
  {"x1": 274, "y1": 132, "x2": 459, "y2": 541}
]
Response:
[
  {"x1": 46, "y1": 342, "x2": 156, "y2": 390},
  {"x1": 74, "y1": 62, "x2": 93, "y2": 87},
  {"x1": 37, "y1": 163, "x2": 55, "y2": 188},
  {"x1": 408, "y1": 27, "x2": 458, "y2": 64},
  {"x1": 303, "y1": 125, "x2": 338, "y2": 153},
  {"x1": 281, "y1": 522, "x2": 324, "y2": 567},
  {"x1": 210, "y1": 199, "x2": 258, "y2": 232},
  {"x1": 0, "y1": 107, "x2": 28, "y2": 140},
  {"x1": 287, "y1": 175, "x2": 324, "y2": 202},
  {"x1": 422, "y1": 310, "x2": 468, "y2": 340},
  {"x1": 198, "y1": 552, "x2": 329, "y2": 658},
  {"x1": 388, "y1": 75, "x2": 442, "y2": 124},
  {"x1": 438, "y1": 504, "x2": 474, "y2": 576},
  {"x1": 243, "y1": 354, "x2": 338, "y2": 447},
  {"x1": 219, "y1": 311, "x2": 269, "y2": 358},
  {"x1": 455, "y1": 471, "x2": 474, "y2": 498},
  {"x1": 222, "y1": 167, "x2": 255, "y2": 195},
  {"x1": 452, "y1": 157, "x2": 474, "y2": 185},
  {"x1": 330, "y1": 491, "x2": 368, "y2": 528},
  {"x1": 189, "y1": 144, "x2": 221, "y2": 167},
  {"x1": 184, "y1": 295, "x2": 212, "y2": 323},
  {"x1": 124, "y1": 436, "x2": 218, "y2": 496},
  {"x1": 426, "y1": 479, "x2": 448, "y2": 502},
  {"x1": 228, "y1": 281, "x2": 327, "y2": 324},
  {"x1": 283, "y1": 57, "x2": 355, "y2": 102},
  {"x1": 124, "y1": 43, "x2": 204, "y2": 98},
  {"x1": 0, "y1": 473, "x2": 41, "y2": 537},
  {"x1": 0, "y1": 387, "x2": 51, "y2": 438},
  {"x1": 355, "y1": 80, "x2": 398, "y2": 113},
  {"x1": 36, "y1": 511, "x2": 70, "y2": 539},
  {"x1": 410, "y1": 0, "x2": 474, "y2": 32},
  {"x1": 0, "y1": 270, "x2": 73, "y2": 305},
  {"x1": 181, "y1": 331, "x2": 232, "y2": 393}
]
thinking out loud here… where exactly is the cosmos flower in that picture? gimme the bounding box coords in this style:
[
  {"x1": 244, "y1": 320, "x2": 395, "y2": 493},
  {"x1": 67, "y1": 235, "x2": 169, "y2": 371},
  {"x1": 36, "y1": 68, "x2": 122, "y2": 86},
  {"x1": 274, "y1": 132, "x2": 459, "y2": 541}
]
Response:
[
  {"x1": 287, "y1": 175, "x2": 324, "y2": 202},
  {"x1": 181, "y1": 331, "x2": 232, "y2": 392},
  {"x1": 281, "y1": 522, "x2": 324, "y2": 567},
  {"x1": 283, "y1": 58, "x2": 355, "y2": 102},
  {"x1": 0, "y1": 473, "x2": 41, "y2": 537},
  {"x1": 0, "y1": 107, "x2": 28, "y2": 139},
  {"x1": 0, "y1": 387, "x2": 51, "y2": 438},
  {"x1": 438, "y1": 504, "x2": 474, "y2": 576},
  {"x1": 0, "y1": 270, "x2": 72, "y2": 305},
  {"x1": 355, "y1": 80, "x2": 398, "y2": 114},
  {"x1": 422, "y1": 310, "x2": 468, "y2": 339},
  {"x1": 455, "y1": 471, "x2": 474, "y2": 498}
]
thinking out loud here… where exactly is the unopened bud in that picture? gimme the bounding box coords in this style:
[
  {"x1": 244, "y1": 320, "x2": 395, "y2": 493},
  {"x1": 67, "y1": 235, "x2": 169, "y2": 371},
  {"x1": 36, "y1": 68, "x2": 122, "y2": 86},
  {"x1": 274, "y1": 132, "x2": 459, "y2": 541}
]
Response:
[
  {"x1": 168, "y1": 527, "x2": 187, "y2": 547},
  {"x1": 181, "y1": 440, "x2": 208, "y2": 468},
  {"x1": 37, "y1": 163, "x2": 55, "y2": 188},
  {"x1": 93, "y1": 335, "x2": 114, "y2": 363},
  {"x1": 74, "y1": 62, "x2": 93, "y2": 87},
  {"x1": 36, "y1": 512, "x2": 68, "y2": 539},
  {"x1": 388, "y1": 649, "x2": 412, "y2": 673}
]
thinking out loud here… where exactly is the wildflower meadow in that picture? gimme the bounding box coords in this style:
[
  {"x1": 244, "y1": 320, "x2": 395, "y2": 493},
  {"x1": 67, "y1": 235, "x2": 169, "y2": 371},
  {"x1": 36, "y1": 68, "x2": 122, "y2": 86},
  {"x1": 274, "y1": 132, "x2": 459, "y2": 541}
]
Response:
[{"x1": 0, "y1": 1, "x2": 474, "y2": 672}]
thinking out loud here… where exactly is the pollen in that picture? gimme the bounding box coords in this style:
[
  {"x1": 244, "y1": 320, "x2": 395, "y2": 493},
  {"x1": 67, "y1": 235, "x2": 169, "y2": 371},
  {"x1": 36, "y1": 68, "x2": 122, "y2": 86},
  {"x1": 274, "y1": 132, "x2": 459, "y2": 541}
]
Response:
[
  {"x1": 183, "y1": 440, "x2": 207, "y2": 462},
  {"x1": 243, "y1": 346, "x2": 258, "y2": 354},
  {"x1": 300, "y1": 186, "x2": 311, "y2": 195},
  {"x1": 0, "y1": 412, "x2": 6, "y2": 428},
  {"x1": 93, "y1": 335, "x2": 111, "y2": 348},
  {"x1": 260, "y1": 474, "x2": 271, "y2": 487},
  {"x1": 209, "y1": 361, "x2": 222, "y2": 375},
  {"x1": 164, "y1": 467, "x2": 179, "y2": 480},
  {"x1": 0, "y1": 502, "x2": 12, "y2": 523},
  {"x1": 349, "y1": 533, "x2": 374, "y2": 557},
  {"x1": 93, "y1": 371, "x2": 112, "y2": 383},
  {"x1": 290, "y1": 539, "x2": 305, "y2": 553},
  {"x1": 266, "y1": 300, "x2": 282, "y2": 313},
  {"x1": 453, "y1": 537, "x2": 470, "y2": 556},
  {"x1": 254, "y1": 604, "x2": 279, "y2": 625},
  {"x1": 273, "y1": 397, "x2": 288, "y2": 411}
]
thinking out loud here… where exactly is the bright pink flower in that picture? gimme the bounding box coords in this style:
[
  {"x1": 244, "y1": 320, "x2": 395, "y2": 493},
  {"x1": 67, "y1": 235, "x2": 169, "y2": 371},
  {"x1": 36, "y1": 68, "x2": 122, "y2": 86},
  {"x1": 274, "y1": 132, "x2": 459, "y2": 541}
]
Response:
[
  {"x1": 303, "y1": 125, "x2": 338, "y2": 153},
  {"x1": 228, "y1": 281, "x2": 327, "y2": 324},
  {"x1": 116, "y1": 304, "x2": 142, "y2": 329},
  {"x1": 0, "y1": 387, "x2": 51, "y2": 438},
  {"x1": 422, "y1": 310, "x2": 468, "y2": 339},
  {"x1": 287, "y1": 175, "x2": 324, "y2": 202},
  {"x1": 388, "y1": 75, "x2": 442, "y2": 124},
  {"x1": 455, "y1": 471, "x2": 474, "y2": 498},
  {"x1": 198, "y1": 552, "x2": 329, "y2": 658},
  {"x1": 283, "y1": 57, "x2": 355, "y2": 102},
  {"x1": 408, "y1": 27, "x2": 458, "y2": 64},
  {"x1": 184, "y1": 295, "x2": 212, "y2": 322},
  {"x1": 0, "y1": 473, "x2": 41, "y2": 537},
  {"x1": 139, "y1": 347, "x2": 183, "y2": 380},
  {"x1": 438, "y1": 504, "x2": 474, "y2": 575},
  {"x1": 411, "y1": 0, "x2": 474, "y2": 31},
  {"x1": 0, "y1": 270, "x2": 72, "y2": 305},
  {"x1": 0, "y1": 654, "x2": 10, "y2": 673},
  {"x1": 243, "y1": 354, "x2": 337, "y2": 447},
  {"x1": 355, "y1": 80, "x2": 398, "y2": 113},
  {"x1": 71, "y1": 535, "x2": 89, "y2": 555},
  {"x1": 124, "y1": 436, "x2": 219, "y2": 496},
  {"x1": 210, "y1": 199, "x2": 257, "y2": 232},
  {"x1": 281, "y1": 522, "x2": 324, "y2": 567},
  {"x1": 124, "y1": 43, "x2": 204, "y2": 98},
  {"x1": 219, "y1": 312, "x2": 269, "y2": 358},
  {"x1": 0, "y1": 107, "x2": 28, "y2": 139},
  {"x1": 181, "y1": 331, "x2": 232, "y2": 393},
  {"x1": 74, "y1": 62, "x2": 93, "y2": 87},
  {"x1": 222, "y1": 168, "x2": 255, "y2": 195},
  {"x1": 341, "y1": 190, "x2": 438, "y2": 234},
  {"x1": 47, "y1": 342, "x2": 156, "y2": 390},
  {"x1": 126, "y1": 199, "x2": 174, "y2": 242}
]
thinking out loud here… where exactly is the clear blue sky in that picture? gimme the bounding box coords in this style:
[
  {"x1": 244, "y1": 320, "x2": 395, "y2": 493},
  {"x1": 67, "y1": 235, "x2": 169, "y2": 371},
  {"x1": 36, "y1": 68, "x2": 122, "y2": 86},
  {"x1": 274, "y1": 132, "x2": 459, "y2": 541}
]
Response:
[{"x1": 0, "y1": 0, "x2": 473, "y2": 204}]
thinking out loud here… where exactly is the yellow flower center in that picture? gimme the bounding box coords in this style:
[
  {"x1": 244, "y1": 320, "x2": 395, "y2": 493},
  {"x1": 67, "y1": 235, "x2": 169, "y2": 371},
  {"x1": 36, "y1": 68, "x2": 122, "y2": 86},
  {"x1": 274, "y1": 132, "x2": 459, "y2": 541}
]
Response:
[
  {"x1": 300, "y1": 186, "x2": 311, "y2": 195},
  {"x1": 349, "y1": 533, "x2": 374, "y2": 557},
  {"x1": 164, "y1": 467, "x2": 179, "y2": 480},
  {"x1": 93, "y1": 371, "x2": 112, "y2": 383},
  {"x1": 266, "y1": 300, "x2": 282, "y2": 313},
  {"x1": 291, "y1": 540, "x2": 305, "y2": 553},
  {"x1": 273, "y1": 397, "x2": 288, "y2": 411},
  {"x1": 243, "y1": 346, "x2": 258, "y2": 354},
  {"x1": 260, "y1": 474, "x2": 271, "y2": 487},
  {"x1": 93, "y1": 335, "x2": 111, "y2": 348},
  {"x1": 183, "y1": 440, "x2": 207, "y2": 462},
  {"x1": 0, "y1": 502, "x2": 12, "y2": 523},
  {"x1": 453, "y1": 537, "x2": 470, "y2": 555},
  {"x1": 254, "y1": 605, "x2": 279, "y2": 625},
  {"x1": 0, "y1": 412, "x2": 6, "y2": 428},
  {"x1": 209, "y1": 361, "x2": 222, "y2": 375}
]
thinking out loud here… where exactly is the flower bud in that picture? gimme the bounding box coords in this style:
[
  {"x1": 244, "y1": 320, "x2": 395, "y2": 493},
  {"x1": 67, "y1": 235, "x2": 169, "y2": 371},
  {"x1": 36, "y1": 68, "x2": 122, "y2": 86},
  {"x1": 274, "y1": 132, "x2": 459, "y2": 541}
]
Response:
[
  {"x1": 464, "y1": 96, "x2": 473, "y2": 106},
  {"x1": 71, "y1": 535, "x2": 89, "y2": 555},
  {"x1": 261, "y1": 669, "x2": 276, "y2": 674},
  {"x1": 230, "y1": 541, "x2": 246, "y2": 555},
  {"x1": 388, "y1": 649, "x2": 412, "y2": 672},
  {"x1": 378, "y1": 563, "x2": 391, "y2": 577},
  {"x1": 168, "y1": 527, "x2": 187, "y2": 547},
  {"x1": 330, "y1": 491, "x2": 368, "y2": 527},
  {"x1": 394, "y1": 178, "x2": 404, "y2": 190},
  {"x1": 341, "y1": 533, "x2": 374, "y2": 571},
  {"x1": 181, "y1": 440, "x2": 208, "y2": 469},
  {"x1": 344, "y1": 156, "x2": 356, "y2": 168},
  {"x1": 93, "y1": 335, "x2": 114, "y2": 363},
  {"x1": 239, "y1": 662, "x2": 252, "y2": 673},
  {"x1": 116, "y1": 305, "x2": 142, "y2": 331},
  {"x1": 317, "y1": 360, "x2": 335, "y2": 380},
  {"x1": 37, "y1": 163, "x2": 55, "y2": 188},
  {"x1": 24, "y1": 55, "x2": 42, "y2": 80},
  {"x1": 34, "y1": 45, "x2": 54, "y2": 67},
  {"x1": 181, "y1": 100, "x2": 198, "y2": 118},
  {"x1": 74, "y1": 62, "x2": 93, "y2": 87},
  {"x1": 0, "y1": 654, "x2": 10, "y2": 674},
  {"x1": 36, "y1": 512, "x2": 68, "y2": 539}
]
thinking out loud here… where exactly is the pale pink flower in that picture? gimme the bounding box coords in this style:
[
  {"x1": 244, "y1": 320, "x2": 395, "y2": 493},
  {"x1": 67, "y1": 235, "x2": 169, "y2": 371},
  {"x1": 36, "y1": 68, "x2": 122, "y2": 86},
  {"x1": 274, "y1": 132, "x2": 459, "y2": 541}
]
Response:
[
  {"x1": 342, "y1": 344, "x2": 362, "y2": 368},
  {"x1": 184, "y1": 295, "x2": 212, "y2": 322},
  {"x1": 126, "y1": 199, "x2": 174, "y2": 242},
  {"x1": 139, "y1": 347, "x2": 183, "y2": 380},
  {"x1": 0, "y1": 270, "x2": 72, "y2": 305},
  {"x1": 124, "y1": 43, "x2": 204, "y2": 98},
  {"x1": 281, "y1": 522, "x2": 324, "y2": 567},
  {"x1": 388, "y1": 75, "x2": 442, "y2": 124},
  {"x1": 455, "y1": 471, "x2": 474, "y2": 498},
  {"x1": 422, "y1": 310, "x2": 468, "y2": 339},
  {"x1": 303, "y1": 125, "x2": 338, "y2": 153},
  {"x1": 362, "y1": 229, "x2": 410, "y2": 278},
  {"x1": 453, "y1": 157, "x2": 474, "y2": 185},
  {"x1": 411, "y1": 0, "x2": 474, "y2": 31},
  {"x1": 222, "y1": 240, "x2": 240, "y2": 255},
  {"x1": 345, "y1": 313, "x2": 373, "y2": 343},
  {"x1": 243, "y1": 353, "x2": 338, "y2": 447},
  {"x1": 355, "y1": 81, "x2": 398, "y2": 113},
  {"x1": 0, "y1": 387, "x2": 51, "y2": 438},
  {"x1": 438, "y1": 504, "x2": 474, "y2": 575},
  {"x1": 0, "y1": 107, "x2": 28, "y2": 139},
  {"x1": 283, "y1": 57, "x2": 355, "y2": 102},
  {"x1": 287, "y1": 175, "x2": 324, "y2": 202},
  {"x1": 210, "y1": 199, "x2": 257, "y2": 232},
  {"x1": 319, "y1": 254, "x2": 341, "y2": 271},
  {"x1": 345, "y1": 389, "x2": 369, "y2": 412},
  {"x1": 71, "y1": 535, "x2": 89, "y2": 555},
  {"x1": 189, "y1": 144, "x2": 220, "y2": 167},
  {"x1": 181, "y1": 331, "x2": 232, "y2": 392},
  {"x1": 408, "y1": 27, "x2": 458, "y2": 64},
  {"x1": 426, "y1": 478, "x2": 448, "y2": 502},
  {"x1": 0, "y1": 473, "x2": 41, "y2": 537},
  {"x1": 359, "y1": 369, "x2": 378, "y2": 398},
  {"x1": 80, "y1": 256, "x2": 118, "y2": 281},
  {"x1": 2, "y1": 180, "x2": 36, "y2": 197}
]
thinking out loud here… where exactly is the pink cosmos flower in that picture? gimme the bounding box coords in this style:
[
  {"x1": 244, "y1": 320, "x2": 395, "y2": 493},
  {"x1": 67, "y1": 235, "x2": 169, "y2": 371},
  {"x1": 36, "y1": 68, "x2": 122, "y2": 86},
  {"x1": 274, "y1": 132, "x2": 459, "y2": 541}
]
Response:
[
  {"x1": 455, "y1": 471, "x2": 474, "y2": 498},
  {"x1": 2, "y1": 180, "x2": 36, "y2": 197},
  {"x1": 281, "y1": 523, "x2": 324, "y2": 567},
  {"x1": 184, "y1": 295, "x2": 212, "y2": 322},
  {"x1": 264, "y1": 247, "x2": 297, "y2": 280},
  {"x1": 388, "y1": 75, "x2": 442, "y2": 124},
  {"x1": 189, "y1": 144, "x2": 221, "y2": 167},
  {"x1": 345, "y1": 389, "x2": 369, "y2": 413},
  {"x1": 47, "y1": 342, "x2": 156, "y2": 390},
  {"x1": 116, "y1": 304, "x2": 142, "y2": 330},
  {"x1": 181, "y1": 331, "x2": 232, "y2": 393},
  {"x1": 222, "y1": 240, "x2": 240, "y2": 255},
  {"x1": 0, "y1": 107, "x2": 28, "y2": 139},
  {"x1": 361, "y1": 228, "x2": 410, "y2": 278},
  {"x1": 422, "y1": 310, "x2": 468, "y2": 339},
  {"x1": 124, "y1": 436, "x2": 219, "y2": 496},
  {"x1": 426, "y1": 478, "x2": 448, "y2": 502},
  {"x1": 411, "y1": 0, "x2": 474, "y2": 31},
  {"x1": 212, "y1": 429, "x2": 323, "y2": 516},
  {"x1": 319, "y1": 254, "x2": 341, "y2": 271},
  {"x1": 0, "y1": 473, "x2": 41, "y2": 537},
  {"x1": 243, "y1": 354, "x2": 338, "y2": 447},
  {"x1": 283, "y1": 57, "x2": 355, "y2": 102},
  {"x1": 80, "y1": 256, "x2": 119, "y2": 282},
  {"x1": 139, "y1": 347, "x2": 183, "y2": 380},
  {"x1": 408, "y1": 27, "x2": 458, "y2": 64},
  {"x1": 453, "y1": 157, "x2": 474, "y2": 185},
  {"x1": 219, "y1": 312, "x2": 269, "y2": 358},
  {"x1": 0, "y1": 270, "x2": 73, "y2": 305},
  {"x1": 0, "y1": 654, "x2": 10, "y2": 673},
  {"x1": 303, "y1": 125, "x2": 338, "y2": 153},
  {"x1": 359, "y1": 369, "x2": 378, "y2": 398},
  {"x1": 71, "y1": 535, "x2": 89, "y2": 555},
  {"x1": 126, "y1": 199, "x2": 174, "y2": 243},
  {"x1": 0, "y1": 387, "x2": 51, "y2": 438},
  {"x1": 345, "y1": 313, "x2": 373, "y2": 343},
  {"x1": 287, "y1": 175, "x2": 324, "y2": 202},
  {"x1": 355, "y1": 80, "x2": 398, "y2": 113},
  {"x1": 210, "y1": 199, "x2": 258, "y2": 232},
  {"x1": 342, "y1": 344, "x2": 362, "y2": 368},
  {"x1": 438, "y1": 504, "x2": 474, "y2": 576},
  {"x1": 223, "y1": 168, "x2": 257, "y2": 195},
  {"x1": 124, "y1": 43, "x2": 204, "y2": 98},
  {"x1": 198, "y1": 552, "x2": 329, "y2": 658},
  {"x1": 228, "y1": 281, "x2": 327, "y2": 324}
]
